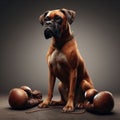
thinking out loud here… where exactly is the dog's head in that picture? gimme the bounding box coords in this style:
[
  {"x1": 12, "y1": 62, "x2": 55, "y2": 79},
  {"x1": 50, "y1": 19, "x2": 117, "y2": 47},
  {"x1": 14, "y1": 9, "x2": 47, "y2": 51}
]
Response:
[{"x1": 39, "y1": 8, "x2": 76, "y2": 39}]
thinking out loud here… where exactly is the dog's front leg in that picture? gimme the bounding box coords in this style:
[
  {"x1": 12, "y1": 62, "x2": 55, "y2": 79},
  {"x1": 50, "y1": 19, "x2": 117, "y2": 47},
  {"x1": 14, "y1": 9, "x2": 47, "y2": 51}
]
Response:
[
  {"x1": 38, "y1": 71, "x2": 56, "y2": 108},
  {"x1": 63, "y1": 69, "x2": 77, "y2": 112}
]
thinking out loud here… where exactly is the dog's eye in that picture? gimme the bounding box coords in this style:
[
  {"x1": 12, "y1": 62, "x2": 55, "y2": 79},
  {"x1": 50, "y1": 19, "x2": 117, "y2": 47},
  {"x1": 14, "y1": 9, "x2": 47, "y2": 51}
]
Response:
[
  {"x1": 54, "y1": 15, "x2": 63, "y2": 24},
  {"x1": 45, "y1": 16, "x2": 51, "y2": 21}
]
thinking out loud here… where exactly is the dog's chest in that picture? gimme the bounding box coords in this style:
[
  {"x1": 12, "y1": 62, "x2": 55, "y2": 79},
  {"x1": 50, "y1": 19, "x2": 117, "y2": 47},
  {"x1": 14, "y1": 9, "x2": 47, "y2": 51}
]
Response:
[{"x1": 48, "y1": 50, "x2": 69, "y2": 76}]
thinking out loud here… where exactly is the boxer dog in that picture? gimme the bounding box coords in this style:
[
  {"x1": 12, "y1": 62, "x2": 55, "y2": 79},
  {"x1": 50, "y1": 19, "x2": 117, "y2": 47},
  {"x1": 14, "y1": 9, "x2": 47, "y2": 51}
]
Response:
[{"x1": 38, "y1": 8, "x2": 94, "y2": 112}]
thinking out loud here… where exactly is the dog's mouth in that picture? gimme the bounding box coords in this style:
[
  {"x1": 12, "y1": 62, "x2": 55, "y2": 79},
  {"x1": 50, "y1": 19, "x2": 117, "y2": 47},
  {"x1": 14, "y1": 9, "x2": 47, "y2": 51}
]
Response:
[
  {"x1": 44, "y1": 26, "x2": 61, "y2": 39},
  {"x1": 44, "y1": 28, "x2": 53, "y2": 39}
]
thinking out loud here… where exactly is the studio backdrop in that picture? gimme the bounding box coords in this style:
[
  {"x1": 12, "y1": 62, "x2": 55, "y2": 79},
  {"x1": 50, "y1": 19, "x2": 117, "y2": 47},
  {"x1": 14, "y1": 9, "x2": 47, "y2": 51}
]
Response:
[{"x1": 0, "y1": 0, "x2": 120, "y2": 95}]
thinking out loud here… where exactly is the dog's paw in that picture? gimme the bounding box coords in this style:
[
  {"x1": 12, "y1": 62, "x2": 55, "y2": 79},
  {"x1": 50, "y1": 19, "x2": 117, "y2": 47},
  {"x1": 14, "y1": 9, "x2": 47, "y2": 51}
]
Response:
[
  {"x1": 62, "y1": 104, "x2": 75, "y2": 112},
  {"x1": 38, "y1": 102, "x2": 49, "y2": 108},
  {"x1": 50, "y1": 100, "x2": 66, "y2": 106},
  {"x1": 75, "y1": 103, "x2": 84, "y2": 109}
]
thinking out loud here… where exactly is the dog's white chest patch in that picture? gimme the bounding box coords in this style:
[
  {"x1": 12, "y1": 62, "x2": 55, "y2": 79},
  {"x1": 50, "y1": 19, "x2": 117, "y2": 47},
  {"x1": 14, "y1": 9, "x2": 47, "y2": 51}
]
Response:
[{"x1": 48, "y1": 50, "x2": 68, "y2": 72}]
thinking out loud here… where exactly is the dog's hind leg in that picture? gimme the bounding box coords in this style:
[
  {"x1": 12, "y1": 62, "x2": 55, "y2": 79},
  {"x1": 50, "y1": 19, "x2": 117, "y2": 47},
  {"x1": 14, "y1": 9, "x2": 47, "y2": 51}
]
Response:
[
  {"x1": 81, "y1": 79, "x2": 94, "y2": 92},
  {"x1": 50, "y1": 82, "x2": 68, "y2": 106},
  {"x1": 75, "y1": 79, "x2": 94, "y2": 109}
]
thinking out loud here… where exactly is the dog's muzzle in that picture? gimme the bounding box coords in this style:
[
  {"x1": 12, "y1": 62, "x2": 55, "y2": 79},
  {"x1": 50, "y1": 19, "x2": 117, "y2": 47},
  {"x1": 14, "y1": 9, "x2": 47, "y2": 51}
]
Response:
[{"x1": 44, "y1": 28, "x2": 53, "y2": 39}]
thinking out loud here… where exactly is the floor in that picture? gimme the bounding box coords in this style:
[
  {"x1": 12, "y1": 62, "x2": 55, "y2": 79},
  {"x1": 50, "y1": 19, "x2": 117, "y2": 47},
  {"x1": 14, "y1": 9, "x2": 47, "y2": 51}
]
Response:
[{"x1": 0, "y1": 95, "x2": 120, "y2": 120}]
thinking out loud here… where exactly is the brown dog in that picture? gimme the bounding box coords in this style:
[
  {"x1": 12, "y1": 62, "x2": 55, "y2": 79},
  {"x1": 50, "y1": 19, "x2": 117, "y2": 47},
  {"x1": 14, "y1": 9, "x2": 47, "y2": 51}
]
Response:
[{"x1": 38, "y1": 8, "x2": 94, "y2": 112}]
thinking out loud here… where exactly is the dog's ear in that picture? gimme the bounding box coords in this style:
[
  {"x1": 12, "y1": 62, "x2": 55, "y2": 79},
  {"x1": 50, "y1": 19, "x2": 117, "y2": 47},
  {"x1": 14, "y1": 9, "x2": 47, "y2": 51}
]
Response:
[
  {"x1": 60, "y1": 8, "x2": 76, "y2": 24},
  {"x1": 39, "y1": 11, "x2": 49, "y2": 25}
]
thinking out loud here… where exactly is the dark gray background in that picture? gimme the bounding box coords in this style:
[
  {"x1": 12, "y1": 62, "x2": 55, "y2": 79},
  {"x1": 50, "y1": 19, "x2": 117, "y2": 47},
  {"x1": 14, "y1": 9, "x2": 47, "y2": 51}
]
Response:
[{"x1": 0, "y1": 0, "x2": 120, "y2": 95}]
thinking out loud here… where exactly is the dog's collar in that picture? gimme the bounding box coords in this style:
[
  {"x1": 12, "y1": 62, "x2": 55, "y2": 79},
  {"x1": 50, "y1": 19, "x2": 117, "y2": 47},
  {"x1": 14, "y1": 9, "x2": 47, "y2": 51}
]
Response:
[{"x1": 53, "y1": 35, "x2": 74, "y2": 50}]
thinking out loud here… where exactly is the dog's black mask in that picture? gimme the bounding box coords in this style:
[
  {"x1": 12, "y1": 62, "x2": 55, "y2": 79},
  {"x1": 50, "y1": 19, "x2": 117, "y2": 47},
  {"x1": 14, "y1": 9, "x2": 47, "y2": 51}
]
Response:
[
  {"x1": 43, "y1": 15, "x2": 63, "y2": 39},
  {"x1": 44, "y1": 28, "x2": 53, "y2": 39}
]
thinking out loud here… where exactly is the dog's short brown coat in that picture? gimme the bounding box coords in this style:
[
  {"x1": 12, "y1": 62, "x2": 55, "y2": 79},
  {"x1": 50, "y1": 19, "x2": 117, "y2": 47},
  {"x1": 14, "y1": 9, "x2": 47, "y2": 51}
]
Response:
[{"x1": 39, "y1": 9, "x2": 94, "y2": 112}]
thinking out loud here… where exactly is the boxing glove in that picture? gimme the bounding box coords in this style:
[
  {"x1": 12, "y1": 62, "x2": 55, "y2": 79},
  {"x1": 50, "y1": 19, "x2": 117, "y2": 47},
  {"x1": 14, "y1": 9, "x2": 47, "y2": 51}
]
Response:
[
  {"x1": 84, "y1": 89, "x2": 114, "y2": 114},
  {"x1": 8, "y1": 86, "x2": 42, "y2": 109},
  {"x1": 8, "y1": 88, "x2": 28, "y2": 109}
]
